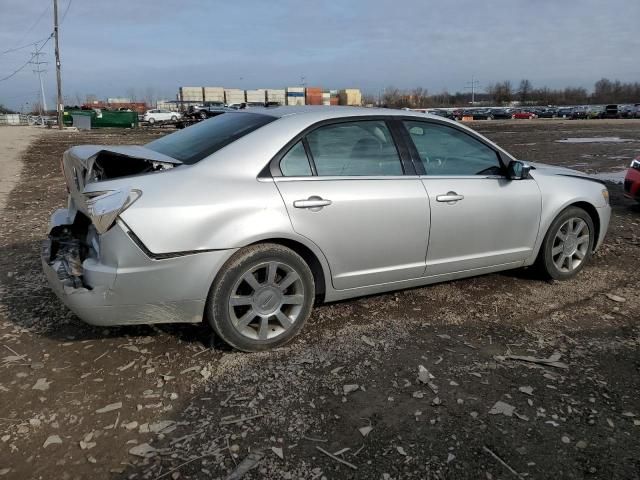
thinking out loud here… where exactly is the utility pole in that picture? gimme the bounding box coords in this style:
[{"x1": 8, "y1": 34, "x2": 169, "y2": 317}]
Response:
[
  {"x1": 465, "y1": 76, "x2": 480, "y2": 105},
  {"x1": 53, "y1": 0, "x2": 64, "y2": 129},
  {"x1": 28, "y1": 44, "x2": 48, "y2": 115}
]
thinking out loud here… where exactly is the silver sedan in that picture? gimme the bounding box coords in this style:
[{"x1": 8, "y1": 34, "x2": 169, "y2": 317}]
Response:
[{"x1": 42, "y1": 107, "x2": 611, "y2": 351}]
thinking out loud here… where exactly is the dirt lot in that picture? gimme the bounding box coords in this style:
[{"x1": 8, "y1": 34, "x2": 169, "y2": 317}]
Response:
[{"x1": 0, "y1": 119, "x2": 639, "y2": 480}]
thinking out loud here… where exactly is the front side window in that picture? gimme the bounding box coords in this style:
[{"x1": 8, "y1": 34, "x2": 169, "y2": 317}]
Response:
[
  {"x1": 306, "y1": 120, "x2": 403, "y2": 176},
  {"x1": 403, "y1": 121, "x2": 502, "y2": 176},
  {"x1": 280, "y1": 141, "x2": 312, "y2": 176}
]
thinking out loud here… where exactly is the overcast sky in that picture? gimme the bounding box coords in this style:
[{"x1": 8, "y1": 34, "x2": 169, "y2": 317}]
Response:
[{"x1": 1, "y1": 0, "x2": 638, "y2": 109}]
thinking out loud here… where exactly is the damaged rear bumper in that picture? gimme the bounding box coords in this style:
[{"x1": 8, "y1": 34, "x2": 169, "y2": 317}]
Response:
[{"x1": 41, "y1": 208, "x2": 236, "y2": 327}]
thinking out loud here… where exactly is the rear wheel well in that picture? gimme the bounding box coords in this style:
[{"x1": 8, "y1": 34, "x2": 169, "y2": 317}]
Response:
[
  {"x1": 248, "y1": 238, "x2": 326, "y2": 302},
  {"x1": 570, "y1": 201, "x2": 600, "y2": 250}
]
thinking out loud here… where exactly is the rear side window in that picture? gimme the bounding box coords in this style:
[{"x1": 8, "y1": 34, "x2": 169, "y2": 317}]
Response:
[
  {"x1": 280, "y1": 141, "x2": 312, "y2": 176},
  {"x1": 146, "y1": 112, "x2": 275, "y2": 165},
  {"x1": 403, "y1": 121, "x2": 502, "y2": 176},
  {"x1": 306, "y1": 121, "x2": 403, "y2": 176}
]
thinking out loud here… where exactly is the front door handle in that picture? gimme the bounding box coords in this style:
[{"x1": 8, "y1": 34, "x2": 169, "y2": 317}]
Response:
[
  {"x1": 293, "y1": 196, "x2": 332, "y2": 209},
  {"x1": 436, "y1": 191, "x2": 464, "y2": 203}
]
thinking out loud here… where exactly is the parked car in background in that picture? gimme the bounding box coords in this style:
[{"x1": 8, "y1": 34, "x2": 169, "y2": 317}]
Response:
[
  {"x1": 452, "y1": 108, "x2": 465, "y2": 120},
  {"x1": 466, "y1": 108, "x2": 493, "y2": 120},
  {"x1": 512, "y1": 109, "x2": 537, "y2": 119},
  {"x1": 571, "y1": 106, "x2": 588, "y2": 119},
  {"x1": 488, "y1": 108, "x2": 512, "y2": 119},
  {"x1": 557, "y1": 107, "x2": 574, "y2": 119},
  {"x1": 532, "y1": 107, "x2": 556, "y2": 118},
  {"x1": 604, "y1": 104, "x2": 620, "y2": 119},
  {"x1": 143, "y1": 109, "x2": 181, "y2": 124},
  {"x1": 624, "y1": 157, "x2": 640, "y2": 203},
  {"x1": 586, "y1": 105, "x2": 605, "y2": 119},
  {"x1": 425, "y1": 109, "x2": 454, "y2": 119},
  {"x1": 619, "y1": 104, "x2": 638, "y2": 118},
  {"x1": 42, "y1": 107, "x2": 611, "y2": 351},
  {"x1": 188, "y1": 102, "x2": 230, "y2": 119}
]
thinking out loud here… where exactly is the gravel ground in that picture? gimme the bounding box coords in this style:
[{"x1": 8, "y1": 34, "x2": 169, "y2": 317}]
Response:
[{"x1": 0, "y1": 120, "x2": 639, "y2": 480}]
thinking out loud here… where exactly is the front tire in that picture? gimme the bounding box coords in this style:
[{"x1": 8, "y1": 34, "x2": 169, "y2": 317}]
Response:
[
  {"x1": 536, "y1": 206, "x2": 595, "y2": 280},
  {"x1": 148, "y1": 117, "x2": 155, "y2": 125},
  {"x1": 206, "y1": 244, "x2": 315, "y2": 352}
]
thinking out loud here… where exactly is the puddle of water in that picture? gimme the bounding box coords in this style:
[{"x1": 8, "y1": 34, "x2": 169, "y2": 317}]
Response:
[
  {"x1": 556, "y1": 137, "x2": 633, "y2": 143},
  {"x1": 589, "y1": 170, "x2": 627, "y2": 184}
]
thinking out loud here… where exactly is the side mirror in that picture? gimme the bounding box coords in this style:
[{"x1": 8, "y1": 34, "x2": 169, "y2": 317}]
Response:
[{"x1": 507, "y1": 160, "x2": 531, "y2": 180}]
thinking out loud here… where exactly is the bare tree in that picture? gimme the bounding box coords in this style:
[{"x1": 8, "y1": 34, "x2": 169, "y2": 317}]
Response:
[
  {"x1": 518, "y1": 79, "x2": 532, "y2": 104},
  {"x1": 143, "y1": 86, "x2": 156, "y2": 107}
]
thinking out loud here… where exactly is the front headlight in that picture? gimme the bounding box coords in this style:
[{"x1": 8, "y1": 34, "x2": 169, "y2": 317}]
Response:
[
  {"x1": 601, "y1": 188, "x2": 609, "y2": 205},
  {"x1": 631, "y1": 158, "x2": 640, "y2": 170}
]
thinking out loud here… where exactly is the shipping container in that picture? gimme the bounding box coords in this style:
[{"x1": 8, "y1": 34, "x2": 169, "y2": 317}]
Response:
[
  {"x1": 286, "y1": 87, "x2": 306, "y2": 106},
  {"x1": 179, "y1": 87, "x2": 204, "y2": 102},
  {"x1": 322, "y1": 92, "x2": 331, "y2": 106},
  {"x1": 305, "y1": 86, "x2": 323, "y2": 105},
  {"x1": 339, "y1": 88, "x2": 362, "y2": 106},
  {"x1": 266, "y1": 89, "x2": 286, "y2": 105},
  {"x1": 224, "y1": 88, "x2": 246, "y2": 105},
  {"x1": 245, "y1": 89, "x2": 266, "y2": 104},
  {"x1": 203, "y1": 87, "x2": 225, "y2": 103},
  {"x1": 330, "y1": 97, "x2": 339, "y2": 106}
]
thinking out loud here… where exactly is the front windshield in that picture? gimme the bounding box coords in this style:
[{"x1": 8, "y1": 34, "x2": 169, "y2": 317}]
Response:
[{"x1": 146, "y1": 112, "x2": 275, "y2": 165}]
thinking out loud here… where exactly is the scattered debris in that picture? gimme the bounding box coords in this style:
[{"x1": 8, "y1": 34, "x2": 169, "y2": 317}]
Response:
[
  {"x1": 397, "y1": 446, "x2": 407, "y2": 456},
  {"x1": 271, "y1": 446, "x2": 284, "y2": 460},
  {"x1": 316, "y1": 446, "x2": 358, "y2": 470},
  {"x1": 361, "y1": 335, "x2": 376, "y2": 347},
  {"x1": 226, "y1": 450, "x2": 265, "y2": 480},
  {"x1": 95, "y1": 402, "x2": 122, "y2": 414},
  {"x1": 605, "y1": 293, "x2": 626, "y2": 303},
  {"x1": 31, "y1": 378, "x2": 51, "y2": 391},
  {"x1": 343, "y1": 384, "x2": 359, "y2": 395},
  {"x1": 483, "y1": 446, "x2": 525, "y2": 480},
  {"x1": 149, "y1": 420, "x2": 176, "y2": 434},
  {"x1": 128, "y1": 443, "x2": 157, "y2": 458},
  {"x1": 519, "y1": 386, "x2": 534, "y2": 396},
  {"x1": 219, "y1": 414, "x2": 263, "y2": 426},
  {"x1": 417, "y1": 365, "x2": 434, "y2": 384},
  {"x1": 489, "y1": 401, "x2": 515, "y2": 417},
  {"x1": 495, "y1": 352, "x2": 569, "y2": 370},
  {"x1": 43, "y1": 435, "x2": 62, "y2": 448}
]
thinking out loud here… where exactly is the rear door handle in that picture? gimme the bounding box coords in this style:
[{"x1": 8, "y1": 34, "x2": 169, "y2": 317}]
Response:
[
  {"x1": 436, "y1": 191, "x2": 464, "y2": 203},
  {"x1": 293, "y1": 197, "x2": 332, "y2": 209}
]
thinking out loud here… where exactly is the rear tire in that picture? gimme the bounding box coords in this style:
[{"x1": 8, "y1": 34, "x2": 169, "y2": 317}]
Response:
[
  {"x1": 171, "y1": 115, "x2": 178, "y2": 122},
  {"x1": 536, "y1": 206, "x2": 595, "y2": 280},
  {"x1": 206, "y1": 244, "x2": 315, "y2": 352}
]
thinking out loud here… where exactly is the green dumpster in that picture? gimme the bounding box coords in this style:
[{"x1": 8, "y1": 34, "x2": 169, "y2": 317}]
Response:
[{"x1": 63, "y1": 109, "x2": 139, "y2": 128}]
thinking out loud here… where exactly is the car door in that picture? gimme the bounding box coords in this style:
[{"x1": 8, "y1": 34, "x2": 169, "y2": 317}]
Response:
[
  {"x1": 274, "y1": 119, "x2": 430, "y2": 290},
  {"x1": 401, "y1": 119, "x2": 541, "y2": 276}
]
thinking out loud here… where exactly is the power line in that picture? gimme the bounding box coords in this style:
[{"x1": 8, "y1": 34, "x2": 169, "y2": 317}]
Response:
[
  {"x1": 1, "y1": 36, "x2": 51, "y2": 56},
  {"x1": 61, "y1": 0, "x2": 72, "y2": 23},
  {"x1": 0, "y1": 34, "x2": 53, "y2": 82}
]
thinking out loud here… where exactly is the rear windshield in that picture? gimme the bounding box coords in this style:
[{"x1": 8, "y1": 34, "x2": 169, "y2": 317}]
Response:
[{"x1": 145, "y1": 112, "x2": 275, "y2": 164}]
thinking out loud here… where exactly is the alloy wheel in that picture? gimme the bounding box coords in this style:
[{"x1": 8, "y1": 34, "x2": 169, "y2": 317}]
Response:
[
  {"x1": 551, "y1": 217, "x2": 590, "y2": 273},
  {"x1": 228, "y1": 261, "x2": 305, "y2": 340}
]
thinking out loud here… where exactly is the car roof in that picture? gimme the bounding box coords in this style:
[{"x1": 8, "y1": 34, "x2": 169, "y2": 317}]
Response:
[{"x1": 243, "y1": 105, "x2": 445, "y2": 122}]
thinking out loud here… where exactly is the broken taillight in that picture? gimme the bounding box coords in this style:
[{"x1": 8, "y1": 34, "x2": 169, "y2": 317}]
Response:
[{"x1": 84, "y1": 187, "x2": 141, "y2": 234}]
